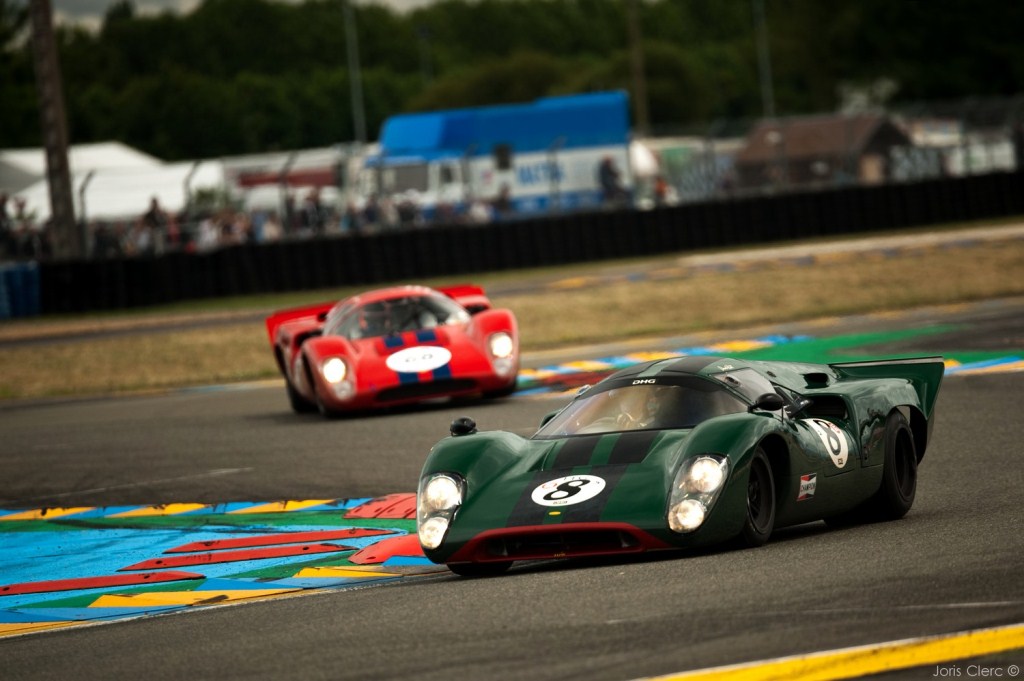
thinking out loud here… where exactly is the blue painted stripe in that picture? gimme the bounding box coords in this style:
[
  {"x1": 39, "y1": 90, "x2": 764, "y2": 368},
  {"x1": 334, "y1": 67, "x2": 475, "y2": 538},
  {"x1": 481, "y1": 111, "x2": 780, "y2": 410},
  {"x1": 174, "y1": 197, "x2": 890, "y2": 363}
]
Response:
[
  {"x1": 416, "y1": 329, "x2": 437, "y2": 343},
  {"x1": 398, "y1": 371, "x2": 419, "y2": 384},
  {"x1": 255, "y1": 576, "x2": 401, "y2": 589},
  {"x1": 384, "y1": 335, "x2": 404, "y2": 349},
  {"x1": 382, "y1": 556, "x2": 435, "y2": 567},
  {"x1": 432, "y1": 364, "x2": 452, "y2": 380},
  {"x1": 193, "y1": 578, "x2": 278, "y2": 591},
  {"x1": 0, "y1": 609, "x2": 76, "y2": 623},
  {"x1": 11, "y1": 606, "x2": 183, "y2": 620}
]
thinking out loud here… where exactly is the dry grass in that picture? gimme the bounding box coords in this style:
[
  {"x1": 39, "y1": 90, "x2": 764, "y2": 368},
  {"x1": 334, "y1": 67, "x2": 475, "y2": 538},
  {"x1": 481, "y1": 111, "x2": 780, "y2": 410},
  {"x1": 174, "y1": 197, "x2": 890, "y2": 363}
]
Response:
[
  {"x1": 1, "y1": 235, "x2": 1022, "y2": 401},
  {"x1": 0, "y1": 325, "x2": 271, "y2": 400},
  {"x1": 507, "y1": 241, "x2": 1024, "y2": 348}
]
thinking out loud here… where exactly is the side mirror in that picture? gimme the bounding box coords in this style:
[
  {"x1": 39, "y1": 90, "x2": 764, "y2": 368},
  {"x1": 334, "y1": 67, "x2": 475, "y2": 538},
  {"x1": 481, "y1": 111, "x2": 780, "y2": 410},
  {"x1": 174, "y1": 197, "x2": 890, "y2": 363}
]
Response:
[
  {"x1": 450, "y1": 416, "x2": 477, "y2": 437},
  {"x1": 749, "y1": 392, "x2": 786, "y2": 413},
  {"x1": 787, "y1": 397, "x2": 813, "y2": 417},
  {"x1": 539, "y1": 410, "x2": 558, "y2": 428}
]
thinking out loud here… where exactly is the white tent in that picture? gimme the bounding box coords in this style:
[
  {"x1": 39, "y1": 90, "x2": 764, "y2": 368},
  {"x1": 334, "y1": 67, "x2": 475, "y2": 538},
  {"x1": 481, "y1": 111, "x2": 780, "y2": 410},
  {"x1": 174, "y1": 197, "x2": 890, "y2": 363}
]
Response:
[
  {"x1": 15, "y1": 160, "x2": 225, "y2": 223},
  {"x1": 0, "y1": 141, "x2": 162, "y2": 195}
]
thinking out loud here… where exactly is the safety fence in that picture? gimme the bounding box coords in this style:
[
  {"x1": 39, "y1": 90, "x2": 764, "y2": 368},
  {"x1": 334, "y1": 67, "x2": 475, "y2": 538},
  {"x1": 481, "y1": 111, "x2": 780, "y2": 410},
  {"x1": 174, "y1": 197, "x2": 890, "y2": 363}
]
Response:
[{"x1": 33, "y1": 169, "x2": 1024, "y2": 315}]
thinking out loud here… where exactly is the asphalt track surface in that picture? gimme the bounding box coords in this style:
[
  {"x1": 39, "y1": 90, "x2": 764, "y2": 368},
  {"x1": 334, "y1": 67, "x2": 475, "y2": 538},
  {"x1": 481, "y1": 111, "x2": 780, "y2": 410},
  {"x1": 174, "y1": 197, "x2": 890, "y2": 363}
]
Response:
[{"x1": 2, "y1": 299, "x2": 1023, "y2": 680}]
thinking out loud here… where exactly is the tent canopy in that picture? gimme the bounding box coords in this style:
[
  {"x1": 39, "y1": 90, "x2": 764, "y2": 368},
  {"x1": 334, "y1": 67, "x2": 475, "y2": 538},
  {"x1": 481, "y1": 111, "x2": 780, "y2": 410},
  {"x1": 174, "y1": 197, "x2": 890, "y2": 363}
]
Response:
[
  {"x1": 15, "y1": 160, "x2": 225, "y2": 223},
  {"x1": 1, "y1": 141, "x2": 162, "y2": 195}
]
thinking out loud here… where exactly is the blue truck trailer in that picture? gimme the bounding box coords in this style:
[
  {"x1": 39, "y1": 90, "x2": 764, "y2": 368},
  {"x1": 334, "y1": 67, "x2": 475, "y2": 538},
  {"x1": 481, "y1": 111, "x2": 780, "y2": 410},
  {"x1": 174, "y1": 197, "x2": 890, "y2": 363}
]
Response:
[{"x1": 353, "y1": 91, "x2": 633, "y2": 221}]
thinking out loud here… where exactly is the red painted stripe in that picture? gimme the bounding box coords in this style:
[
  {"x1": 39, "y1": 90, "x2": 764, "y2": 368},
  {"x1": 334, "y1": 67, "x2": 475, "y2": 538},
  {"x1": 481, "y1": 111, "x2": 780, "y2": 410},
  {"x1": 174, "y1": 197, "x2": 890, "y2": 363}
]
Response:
[
  {"x1": 344, "y1": 493, "x2": 417, "y2": 519},
  {"x1": 0, "y1": 570, "x2": 204, "y2": 596},
  {"x1": 119, "y1": 543, "x2": 352, "y2": 571},
  {"x1": 349, "y1": 534, "x2": 425, "y2": 565},
  {"x1": 164, "y1": 527, "x2": 393, "y2": 553}
]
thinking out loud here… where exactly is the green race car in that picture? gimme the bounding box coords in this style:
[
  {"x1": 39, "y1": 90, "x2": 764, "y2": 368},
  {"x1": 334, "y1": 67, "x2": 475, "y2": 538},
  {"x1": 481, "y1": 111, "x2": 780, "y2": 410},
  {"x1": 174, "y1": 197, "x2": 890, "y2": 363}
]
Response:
[{"x1": 416, "y1": 355, "x2": 944, "y2": 576}]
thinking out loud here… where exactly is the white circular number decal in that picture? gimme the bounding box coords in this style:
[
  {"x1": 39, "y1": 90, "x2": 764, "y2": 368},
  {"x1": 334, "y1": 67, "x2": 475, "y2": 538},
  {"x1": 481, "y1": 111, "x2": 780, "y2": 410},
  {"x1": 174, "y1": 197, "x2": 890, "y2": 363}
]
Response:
[
  {"x1": 806, "y1": 418, "x2": 850, "y2": 469},
  {"x1": 385, "y1": 346, "x2": 452, "y2": 374},
  {"x1": 531, "y1": 475, "x2": 606, "y2": 507}
]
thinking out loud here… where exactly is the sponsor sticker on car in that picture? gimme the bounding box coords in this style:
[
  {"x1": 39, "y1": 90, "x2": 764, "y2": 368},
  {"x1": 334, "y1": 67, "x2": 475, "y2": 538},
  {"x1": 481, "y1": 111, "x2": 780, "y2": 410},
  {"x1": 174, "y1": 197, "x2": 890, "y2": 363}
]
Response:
[{"x1": 797, "y1": 473, "x2": 817, "y2": 501}]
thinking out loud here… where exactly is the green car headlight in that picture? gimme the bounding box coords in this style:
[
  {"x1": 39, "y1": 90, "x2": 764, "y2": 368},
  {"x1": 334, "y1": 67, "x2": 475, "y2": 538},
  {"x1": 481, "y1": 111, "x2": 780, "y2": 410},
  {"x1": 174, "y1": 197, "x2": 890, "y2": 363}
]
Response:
[
  {"x1": 668, "y1": 455, "x2": 729, "y2": 534},
  {"x1": 683, "y1": 456, "x2": 727, "y2": 494},
  {"x1": 417, "y1": 473, "x2": 465, "y2": 550},
  {"x1": 422, "y1": 475, "x2": 461, "y2": 513},
  {"x1": 418, "y1": 517, "x2": 450, "y2": 550},
  {"x1": 668, "y1": 499, "x2": 706, "y2": 532}
]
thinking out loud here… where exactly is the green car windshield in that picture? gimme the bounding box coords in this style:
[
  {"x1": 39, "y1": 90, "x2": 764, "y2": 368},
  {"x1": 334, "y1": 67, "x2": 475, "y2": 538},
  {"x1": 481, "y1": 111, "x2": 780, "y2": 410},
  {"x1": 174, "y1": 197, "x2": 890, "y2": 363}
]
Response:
[{"x1": 534, "y1": 377, "x2": 748, "y2": 438}]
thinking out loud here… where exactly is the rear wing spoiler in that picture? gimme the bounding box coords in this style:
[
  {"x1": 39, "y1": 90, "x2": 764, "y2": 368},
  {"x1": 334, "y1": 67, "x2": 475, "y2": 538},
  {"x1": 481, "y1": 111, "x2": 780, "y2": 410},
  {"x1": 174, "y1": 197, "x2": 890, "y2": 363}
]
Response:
[
  {"x1": 830, "y1": 356, "x2": 945, "y2": 419},
  {"x1": 264, "y1": 301, "x2": 335, "y2": 345},
  {"x1": 437, "y1": 284, "x2": 491, "y2": 314}
]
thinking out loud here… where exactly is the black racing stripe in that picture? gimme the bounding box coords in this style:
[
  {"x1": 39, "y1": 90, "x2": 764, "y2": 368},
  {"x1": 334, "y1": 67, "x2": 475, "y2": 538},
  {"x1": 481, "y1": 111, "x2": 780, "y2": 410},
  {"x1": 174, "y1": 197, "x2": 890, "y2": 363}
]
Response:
[
  {"x1": 664, "y1": 356, "x2": 722, "y2": 374},
  {"x1": 559, "y1": 464, "x2": 629, "y2": 524},
  {"x1": 552, "y1": 435, "x2": 602, "y2": 469},
  {"x1": 608, "y1": 430, "x2": 661, "y2": 465}
]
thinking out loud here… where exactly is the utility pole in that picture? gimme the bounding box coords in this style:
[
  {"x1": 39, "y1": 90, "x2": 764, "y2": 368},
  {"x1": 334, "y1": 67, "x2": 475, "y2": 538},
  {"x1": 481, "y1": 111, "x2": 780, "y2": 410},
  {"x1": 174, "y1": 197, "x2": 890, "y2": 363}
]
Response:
[
  {"x1": 343, "y1": 0, "x2": 367, "y2": 144},
  {"x1": 29, "y1": 0, "x2": 80, "y2": 259},
  {"x1": 626, "y1": 0, "x2": 649, "y2": 137},
  {"x1": 752, "y1": 0, "x2": 776, "y2": 119}
]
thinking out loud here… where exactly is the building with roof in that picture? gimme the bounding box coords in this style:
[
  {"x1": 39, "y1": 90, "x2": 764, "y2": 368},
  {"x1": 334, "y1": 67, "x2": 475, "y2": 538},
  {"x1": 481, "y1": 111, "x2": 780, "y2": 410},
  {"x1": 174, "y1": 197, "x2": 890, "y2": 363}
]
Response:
[{"x1": 733, "y1": 113, "x2": 912, "y2": 191}]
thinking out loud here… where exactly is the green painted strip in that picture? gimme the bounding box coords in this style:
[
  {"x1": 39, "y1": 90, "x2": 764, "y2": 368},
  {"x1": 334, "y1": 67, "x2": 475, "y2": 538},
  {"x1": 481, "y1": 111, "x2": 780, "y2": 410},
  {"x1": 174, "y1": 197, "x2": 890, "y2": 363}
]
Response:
[{"x1": 589, "y1": 433, "x2": 621, "y2": 466}]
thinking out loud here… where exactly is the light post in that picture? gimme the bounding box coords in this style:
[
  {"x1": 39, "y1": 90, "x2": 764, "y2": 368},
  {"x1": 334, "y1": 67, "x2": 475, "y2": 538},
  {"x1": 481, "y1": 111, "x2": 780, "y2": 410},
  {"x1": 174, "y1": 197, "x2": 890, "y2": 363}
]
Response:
[
  {"x1": 752, "y1": 0, "x2": 776, "y2": 119},
  {"x1": 343, "y1": 0, "x2": 367, "y2": 144}
]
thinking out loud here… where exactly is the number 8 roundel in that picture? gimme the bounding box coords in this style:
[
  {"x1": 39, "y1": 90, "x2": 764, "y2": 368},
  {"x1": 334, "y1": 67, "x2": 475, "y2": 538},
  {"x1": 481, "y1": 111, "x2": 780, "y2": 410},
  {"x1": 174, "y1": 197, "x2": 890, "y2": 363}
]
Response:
[
  {"x1": 806, "y1": 418, "x2": 850, "y2": 469},
  {"x1": 531, "y1": 475, "x2": 607, "y2": 507}
]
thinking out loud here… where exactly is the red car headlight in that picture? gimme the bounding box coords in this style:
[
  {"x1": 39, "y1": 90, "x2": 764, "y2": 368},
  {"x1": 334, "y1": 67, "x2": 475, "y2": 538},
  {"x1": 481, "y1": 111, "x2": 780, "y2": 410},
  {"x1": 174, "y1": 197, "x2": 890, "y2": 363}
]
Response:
[
  {"x1": 488, "y1": 332, "x2": 515, "y2": 359},
  {"x1": 322, "y1": 357, "x2": 347, "y2": 383}
]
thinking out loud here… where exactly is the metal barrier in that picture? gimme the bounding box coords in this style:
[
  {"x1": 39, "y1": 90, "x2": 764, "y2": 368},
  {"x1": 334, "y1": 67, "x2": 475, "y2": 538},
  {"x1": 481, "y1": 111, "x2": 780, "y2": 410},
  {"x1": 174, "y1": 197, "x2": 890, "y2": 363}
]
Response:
[{"x1": 35, "y1": 170, "x2": 1024, "y2": 315}]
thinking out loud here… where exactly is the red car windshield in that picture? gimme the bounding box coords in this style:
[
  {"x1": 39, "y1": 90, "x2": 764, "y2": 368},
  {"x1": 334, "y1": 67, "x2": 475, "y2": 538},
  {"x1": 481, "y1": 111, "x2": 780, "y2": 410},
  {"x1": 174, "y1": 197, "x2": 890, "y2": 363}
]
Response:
[
  {"x1": 534, "y1": 378, "x2": 747, "y2": 438},
  {"x1": 326, "y1": 294, "x2": 470, "y2": 340}
]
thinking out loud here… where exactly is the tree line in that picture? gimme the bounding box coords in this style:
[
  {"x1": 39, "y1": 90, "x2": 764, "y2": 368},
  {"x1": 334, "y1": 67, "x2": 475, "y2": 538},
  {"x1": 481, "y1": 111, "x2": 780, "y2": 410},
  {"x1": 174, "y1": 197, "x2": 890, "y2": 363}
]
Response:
[{"x1": 1, "y1": 0, "x2": 1022, "y2": 161}]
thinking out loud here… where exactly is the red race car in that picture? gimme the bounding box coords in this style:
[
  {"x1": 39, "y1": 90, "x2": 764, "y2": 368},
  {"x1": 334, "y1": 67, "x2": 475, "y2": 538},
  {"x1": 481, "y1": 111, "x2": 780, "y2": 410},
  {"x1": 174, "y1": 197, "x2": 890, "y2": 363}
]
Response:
[{"x1": 265, "y1": 284, "x2": 519, "y2": 416}]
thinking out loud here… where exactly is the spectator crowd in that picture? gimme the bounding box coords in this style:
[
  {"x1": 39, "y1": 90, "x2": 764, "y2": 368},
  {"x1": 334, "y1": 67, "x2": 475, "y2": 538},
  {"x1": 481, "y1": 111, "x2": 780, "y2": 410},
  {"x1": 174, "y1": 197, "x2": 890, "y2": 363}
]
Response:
[{"x1": 0, "y1": 182, "x2": 584, "y2": 262}]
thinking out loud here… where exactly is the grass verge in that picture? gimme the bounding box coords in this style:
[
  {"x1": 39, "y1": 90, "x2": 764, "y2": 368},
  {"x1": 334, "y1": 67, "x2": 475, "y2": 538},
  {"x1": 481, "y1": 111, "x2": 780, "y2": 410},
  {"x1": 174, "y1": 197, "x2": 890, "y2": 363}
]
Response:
[{"x1": 1, "y1": 232, "x2": 1022, "y2": 401}]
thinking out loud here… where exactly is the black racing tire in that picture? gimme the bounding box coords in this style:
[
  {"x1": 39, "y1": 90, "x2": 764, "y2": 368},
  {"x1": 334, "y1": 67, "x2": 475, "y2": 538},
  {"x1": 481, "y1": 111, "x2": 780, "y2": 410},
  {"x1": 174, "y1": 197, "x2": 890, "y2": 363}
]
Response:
[
  {"x1": 314, "y1": 386, "x2": 340, "y2": 419},
  {"x1": 738, "y1": 447, "x2": 776, "y2": 547},
  {"x1": 301, "y1": 357, "x2": 340, "y2": 419},
  {"x1": 286, "y1": 378, "x2": 317, "y2": 414},
  {"x1": 825, "y1": 410, "x2": 917, "y2": 528},
  {"x1": 447, "y1": 561, "x2": 512, "y2": 578},
  {"x1": 872, "y1": 410, "x2": 917, "y2": 520}
]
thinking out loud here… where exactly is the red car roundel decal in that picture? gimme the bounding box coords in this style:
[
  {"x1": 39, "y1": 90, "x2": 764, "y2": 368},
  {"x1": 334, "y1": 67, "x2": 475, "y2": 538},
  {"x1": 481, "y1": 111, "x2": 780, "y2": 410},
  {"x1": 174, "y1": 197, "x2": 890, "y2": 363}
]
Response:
[{"x1": 385, "y1": 346, "x2": 452, "y2": 374}]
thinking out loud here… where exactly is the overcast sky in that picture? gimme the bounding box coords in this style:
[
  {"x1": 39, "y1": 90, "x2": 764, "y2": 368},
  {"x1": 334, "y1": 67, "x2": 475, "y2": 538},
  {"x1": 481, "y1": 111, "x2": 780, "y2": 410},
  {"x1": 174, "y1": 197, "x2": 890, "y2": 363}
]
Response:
[{"x1": 50, "y1": 0, "x2": 438, "y2": 31}]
